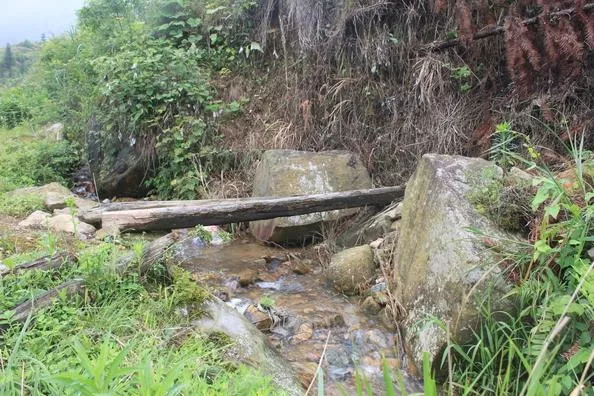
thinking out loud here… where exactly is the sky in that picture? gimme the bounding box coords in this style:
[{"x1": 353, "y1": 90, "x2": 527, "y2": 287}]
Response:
[{"x1": 0, "y1": 0, "x2": 85, "y2": 45}]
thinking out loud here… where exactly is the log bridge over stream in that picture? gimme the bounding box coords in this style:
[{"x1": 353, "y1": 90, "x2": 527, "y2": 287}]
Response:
[{"x1": 81, "y1": 186, "x2": 405, "y2": 232}]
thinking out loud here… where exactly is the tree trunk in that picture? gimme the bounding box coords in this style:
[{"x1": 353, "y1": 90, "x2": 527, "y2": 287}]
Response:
[{"x1": 100, "y1": 186, "x2": 404, "y2": 232}]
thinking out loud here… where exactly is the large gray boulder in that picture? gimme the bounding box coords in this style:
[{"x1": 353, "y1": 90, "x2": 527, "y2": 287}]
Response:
[
  {"x1": 193, "y1": 298, "x2": 303, "y2": 395},
  {"x1": 86, "y1": 119, "x2": 151, "y2": 199},
  {"x1": 250, "y1": 150, "x2": 372, "y2": 243},
  {"x1": 393, "y1": 154, "x2": 514, "y2": 372}
]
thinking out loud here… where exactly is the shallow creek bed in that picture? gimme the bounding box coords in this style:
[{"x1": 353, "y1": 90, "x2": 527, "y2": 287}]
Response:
[{"x1": 173, "y1": 234, "x2": 422, "y2": 395}]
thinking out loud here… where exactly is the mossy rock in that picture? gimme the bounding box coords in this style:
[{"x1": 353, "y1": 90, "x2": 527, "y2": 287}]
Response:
[
  {"x1": 393, "y1": 154, "x2": 518, "y2": 373},
  {"x1": 249, "y1": 150, "x2": 372, "y2": 244}
]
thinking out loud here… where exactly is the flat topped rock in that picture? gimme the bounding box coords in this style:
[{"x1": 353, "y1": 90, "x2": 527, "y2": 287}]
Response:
[{"x1": 250, "y1": 150, "x2": 372, "y2": 244}]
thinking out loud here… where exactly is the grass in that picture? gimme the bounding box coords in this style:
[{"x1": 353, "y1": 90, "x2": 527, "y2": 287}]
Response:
[
  {"x1": 436, "y1": 132, "x2": 594, "y2": 395},
  {"x1": 0, "y1": 238, "x2": 279, "y2": 395},
  {"x1": 0, "y1": 125, "x2": 79, "y2": 195},
  {"x1": 0, "y1": 193, "x2": 45, "y2": 217}
]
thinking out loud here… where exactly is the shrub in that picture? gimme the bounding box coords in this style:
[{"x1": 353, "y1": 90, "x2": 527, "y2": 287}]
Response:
[
  {"x1": 0, "y1": 194, "x2": 44, "y2": 217},
  {"x1": 0, "y1": 97, "x2": 31, "y2": 129},
  {"x1": 0, "y1": 139, "x2": 80, "y2": 193}
]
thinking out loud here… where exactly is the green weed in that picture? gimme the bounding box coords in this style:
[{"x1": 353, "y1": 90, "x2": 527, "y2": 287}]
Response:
[
  {"x1": 0, "y1": 193, "x2": 44, "y2": 217},
  {"x1": 0, "y1": 242, "x2": 278, "y2": 395}
]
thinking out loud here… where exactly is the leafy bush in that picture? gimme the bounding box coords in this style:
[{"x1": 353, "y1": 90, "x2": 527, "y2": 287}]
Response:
[
  {"x1": 30, "y1": 0, "x2": 257, "y2": 199},
  {"x1": 0, "y1": 139, "x2": 80, "y2": 193},
  {"x1": 0, "y1": 96, "x2": 31, "y2": 129}
]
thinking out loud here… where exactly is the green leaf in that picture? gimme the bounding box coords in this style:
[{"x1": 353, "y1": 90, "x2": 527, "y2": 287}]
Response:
[
  {"x1": 187, "y1": 18, "x2": 200, "y2": 28},
  {"x1": 381, "y1": 359, "x2": 396, "y2": 396},
  {"x1": 545, "y1": 203, "x2": 561, "y2": 219},
  {"x1": 531, "y1": 186, "x2": 550, "y2": 211},
  {"x1": 422, "y1": 352, "x2": 437, "y2": 396}
]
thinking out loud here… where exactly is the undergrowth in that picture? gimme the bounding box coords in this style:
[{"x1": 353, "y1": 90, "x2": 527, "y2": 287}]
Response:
[
  {"x1": 0, "y1": 238, "x2": 278, "y2": 395},
  {"x1": 0, "y1": 126, "x2": 79, "y2": 194},
  {"x1": 440, "y1": 132, "x2": 594, "y2": 395}
]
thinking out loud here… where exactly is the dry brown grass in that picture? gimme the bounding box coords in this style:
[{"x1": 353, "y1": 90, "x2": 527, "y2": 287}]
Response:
[{"x1": 207, "y1": 0, "x2": 593, "y2": 197}]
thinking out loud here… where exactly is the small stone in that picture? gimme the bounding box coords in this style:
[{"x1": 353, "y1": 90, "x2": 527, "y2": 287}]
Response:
[
  {"x1": 292, "y1": 259, "x2": 312, "y2": 275},
  {"x1": 256, "y1": 271, "x2": 280, "y2": 283},
  {"x1": 361, "y1": 296, "x2": 382, "y2": 315},
  {"x1": 588, "y1": 248, "x2": 594, "y2": 260},
  {"x1": 385, "y1": 202, "x2": 403, "y2": 221},
  {"x1": 244, "y1": 305, "x2": 272, "y2": 331},
  {"x1": 293, "y1": 362, "x2": 318, "y2": 388},
  {"x1": 327, "y1": 245, "x2": 376, "y2": 295},
  {"x1": 44, "y1": 192, "x2": 70, "y2": 210},
  {"x1": 238, "y1": 269, "x2": 257, "y2": 287},
  {"x1": 94, "y1": 225, "x2": 121, "y2": 241},
  {"x1": 390, "y1": 221, "x2": 400, "y2": 232},
  {"x1": 369, "y1": 238, "x2": 383, "y2": 249},
  {"x1": 290, "y1": 323, "x2": 314, "y2": 344},
  {"x1": 508, "y1": 166, "x2": 534, "y2": 187},
  {"x1": 18, "y1": 210, "x2": 51, "y2": 229}
]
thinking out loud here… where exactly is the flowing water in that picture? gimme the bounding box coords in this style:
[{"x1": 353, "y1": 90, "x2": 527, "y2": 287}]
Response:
[{"x1": 175, "y1": 234, "x2": 422, "y2": 395}]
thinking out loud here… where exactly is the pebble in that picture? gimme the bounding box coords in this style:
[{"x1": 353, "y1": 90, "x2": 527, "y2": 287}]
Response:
[
  {"x1": 290, "y1": 323, "x2": 314, "y2": 344},
  {"x1": 244, "y1": 305, "x2": 272, "y2": 331},
  {"x1": 292, "y1": 259, "x2": 312, "y2": 275},
  {"x1": 238, "y1": 269, "x2": 257, "y2": 287},
  {"x1": 369, "y1": 238, "x2": 384, "y2": 249},
  {"x1": 361, "y1": 296, "x2": 382, "y2": 315}
]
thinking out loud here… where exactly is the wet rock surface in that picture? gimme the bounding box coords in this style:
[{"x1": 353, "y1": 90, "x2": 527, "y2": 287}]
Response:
[
  {"x1": 326, "y1": 245, "x2": 376, "y2": 295},
  {"x1": 174, "y1": 237, "x2": 422, "y2": 395}
]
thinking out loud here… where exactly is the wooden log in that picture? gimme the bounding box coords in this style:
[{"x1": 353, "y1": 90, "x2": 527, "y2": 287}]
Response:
[
  {"x1": 0, "y1": 252, "x2": 76, "y2": 277},
  {"x1": 115, "y1": 232, "x2": 180, "y2": 275},
  {"x1": 101, "y1": 186, "x2": 405, "y2": 232},
  {"x1": 80, "y1": 199, "x2": 230, "y2": 225},
  {"x1": 5, "y1": 279, "x2": 85, "y2": 325}
]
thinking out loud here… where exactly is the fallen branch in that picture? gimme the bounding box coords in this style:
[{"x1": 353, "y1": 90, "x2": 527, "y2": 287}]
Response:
[
  {"x1": 3, "y1": 234, "x2": 179, "y2": 326},
  {"x1": 101, "y1": 186, "x2": 405, "y2": 232},
  {"x1": 424, "y1": 3, "x2": 594, "y2": 52},
  {"x1": 6, "y1": 279, "x2": 85, "y2": 325},
  {"x1": 115, "y1": 232, "x2": 180, "y2": 275},
  {"x1": 0, "y1": 252, "x2": 76, "y2": 277}
]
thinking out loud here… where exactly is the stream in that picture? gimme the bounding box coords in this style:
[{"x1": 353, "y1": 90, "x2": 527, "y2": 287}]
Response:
[{"x1": 173, "y1": 231, "x2": 422, "y2": 395}]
